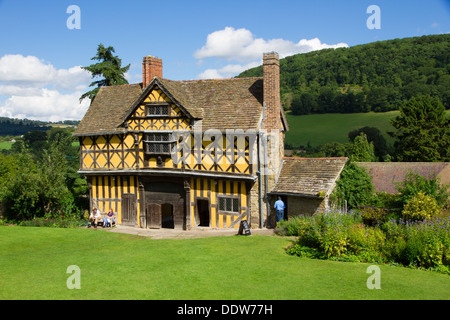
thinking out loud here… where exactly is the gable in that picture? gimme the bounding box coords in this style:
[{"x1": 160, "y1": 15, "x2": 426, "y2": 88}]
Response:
[{"x1": 125, "y1": 83, "x2": 192, "y2": 131}]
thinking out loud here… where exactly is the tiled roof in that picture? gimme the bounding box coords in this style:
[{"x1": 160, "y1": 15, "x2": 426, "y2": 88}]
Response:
[
  {"x1": 356, "y1": 162, "x2": 450, "y2": 194},
  {"x1": 158, "y1": 77, "x2": 264, "y2": 130},
  {"x1": 74, "y1": 76, "x2": 265, "y2": 136},
  {"x1": 271, "y1": 157, "x2": 348, "y2": 197},
  {"x1": 74, "y1": 83, "x2": 143, "y2": 136}
]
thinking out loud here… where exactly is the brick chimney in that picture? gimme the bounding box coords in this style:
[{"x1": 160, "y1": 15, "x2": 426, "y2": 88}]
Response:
[
  {"x1": 263, "y1": 52, "x2": 282, "y2": 131},
  {"x1": 142, "y1": 55, "x2": 163, "y2": 87}
]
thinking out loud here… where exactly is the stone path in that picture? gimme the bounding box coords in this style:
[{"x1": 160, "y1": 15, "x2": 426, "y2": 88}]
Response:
[{"x1": 107, "y1": 225, "x2": 275, "y2": 239}]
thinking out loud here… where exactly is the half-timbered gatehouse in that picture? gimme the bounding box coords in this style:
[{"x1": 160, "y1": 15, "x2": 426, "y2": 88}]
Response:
[{"x1": 74, "y1": 52, "x2": 288, "y2": 230}]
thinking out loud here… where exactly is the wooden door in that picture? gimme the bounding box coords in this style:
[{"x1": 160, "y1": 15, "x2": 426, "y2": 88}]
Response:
[
  {"x1": 147, "y1": 203, "x2": 161, "y2": 229},
  {"x1": 122, "y1": 193, "x2": 137, "y2": 226}
]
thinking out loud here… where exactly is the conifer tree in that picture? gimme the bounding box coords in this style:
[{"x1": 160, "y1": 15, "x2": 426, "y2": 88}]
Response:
[
  {"x1": 390, "y1": 95, "x2": 449, "y2": 162},
  {"x1": 80, "y1": 44, "x2": 130, "y2": 102}
]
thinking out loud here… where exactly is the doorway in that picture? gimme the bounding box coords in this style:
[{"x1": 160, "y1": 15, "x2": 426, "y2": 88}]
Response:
[
  {"x1": 197, "y1": 199, "x2": 210, "y2": 227},
  {"x1": 122, "y1": 193, "x2": 137, "y2": 226},
  {"x1": 161, "y1": 203, "x2": 174, "y2": 229}
]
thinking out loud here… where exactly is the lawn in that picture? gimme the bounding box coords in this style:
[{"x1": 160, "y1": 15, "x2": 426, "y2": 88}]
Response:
[{"x1": 0, "y1": 226, "x2": 449, "y2": 300}]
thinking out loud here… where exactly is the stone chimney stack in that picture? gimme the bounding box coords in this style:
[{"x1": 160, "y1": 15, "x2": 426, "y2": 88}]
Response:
[
  {"x1": 263, "y1": 52, "x2": 281, "y2": 131},
  {"x1": 142, "y1": 55, "x2": 163, "y2": 88}
]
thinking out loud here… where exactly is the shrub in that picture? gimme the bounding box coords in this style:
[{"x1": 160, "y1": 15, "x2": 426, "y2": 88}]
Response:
[
  {"x1": 275, "y1": 216, "x2": 312, "y2": 237},
  {"x1": 19, "y1": 216, "x2": 87, "y2": 228},
  {"x1": 285, "y1": 244, "x2": 324, "y2": 259},
  {"x1": 396, "y1": 172, "x2": 450, "y2": 210},
  {"x1": 408, "y1": 218, "x2": 450, "y2": 269},
  {"x1": 359, "y1": 207, "x2": 388, "y2": 226},
  {"x1": 402, "y1": 192, "x2": 440, "y2": 221},
  {"x1": 330, "y1": 162, "x2": 375, "y2": 210},
  {"x1": 381, "y1": 217, "x2": 450, "y2": 270},
  {"x1": 282, "y1": 208, "x2": 449, "y2": 273},
  {"x1": 346, "y1": 223, "x2": 386, "y2": 262},
  {"x1": 368, "y1": 191, "x2": 403, "y2": 213}
]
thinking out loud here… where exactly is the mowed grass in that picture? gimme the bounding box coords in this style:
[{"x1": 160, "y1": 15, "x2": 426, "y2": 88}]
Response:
[
  {"x1": 285, "y1": 111, "x2": 400, "y2": 148},
  {"x1": 1, "y1": 226, "x2": 449, "y2": 300}
]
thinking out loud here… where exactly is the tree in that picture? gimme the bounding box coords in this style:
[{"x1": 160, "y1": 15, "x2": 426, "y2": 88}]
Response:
[
  {"x1": 390, "y1": 95, "x2": 449, "y2": 161},
  {"x1": 2, "y1": 128, "x2": 89, "y2": 221},
  {"x1": 350, "y1": 132, "x2": 377, "y2": 162},
  {"x1": 330, "y1": 161, "x2": 375, "y2": 209},
  {"x1": 348, "y1": 126, "x2": 388, "y2": 160},
  {"x1": 291, "y1": 92, "x2": 316, "y2": 115},
  {"x1": 23, "y1": 130, "x2": 48, "y2": 159},
  {"x1": 80, "y1": 44, "x2": 130, "y2": 102}
]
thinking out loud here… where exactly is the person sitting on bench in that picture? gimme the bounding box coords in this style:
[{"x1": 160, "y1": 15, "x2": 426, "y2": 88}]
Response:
[
  {"x1": 88, "y1": 208, "x2": 101, "y2": 229},
  {"x1": 103, "y1": 208, "x2": 115, "y2": 228}
]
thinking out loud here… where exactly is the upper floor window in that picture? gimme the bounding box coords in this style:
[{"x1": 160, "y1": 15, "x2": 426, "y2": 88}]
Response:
[
  {"x1": 144, "y1": 132, "x2": 175, "y2": 155},
  {"x1": 147, "y1": 104, "x2": 170, "y2": 116}
]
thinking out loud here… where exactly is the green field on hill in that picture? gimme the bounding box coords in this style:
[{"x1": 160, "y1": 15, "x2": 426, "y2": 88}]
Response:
[{"x1": 285, "y1": 111, "x2": 400, "y2": 149}]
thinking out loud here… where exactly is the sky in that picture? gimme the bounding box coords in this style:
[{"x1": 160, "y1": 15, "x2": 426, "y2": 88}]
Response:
[{"x1": 0, "y1": 0, "x2": 449, "y2": 122}]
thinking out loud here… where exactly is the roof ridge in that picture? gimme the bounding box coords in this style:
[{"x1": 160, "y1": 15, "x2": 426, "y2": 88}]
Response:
[
  {"x1": 283, "y1": 157, "x2": 348, "y2": 160},
  {"x1": 158, "y1": 77, "x2": 263, "y2": 83},
  {"x1": 101, "y1": 83, "x2": 143, "y2": 89}
]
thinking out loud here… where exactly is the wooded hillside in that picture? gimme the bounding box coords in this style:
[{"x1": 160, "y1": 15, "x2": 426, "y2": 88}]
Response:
[
  {"x1": 238, "y1": 34, "x2": 450, "y2": 114},
  {"x1": 0, "y1": 117, "x2": 80, "y2": 136}
]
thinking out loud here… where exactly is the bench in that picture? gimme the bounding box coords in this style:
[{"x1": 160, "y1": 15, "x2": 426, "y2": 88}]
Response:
[{"x1": 92, "y1": 213, "x2": 116, "y2": 228}]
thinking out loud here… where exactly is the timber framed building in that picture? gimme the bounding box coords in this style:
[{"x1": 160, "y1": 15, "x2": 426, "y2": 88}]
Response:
[{"x1": 74, "y1": 52, "x2": 288, "y2": 230}]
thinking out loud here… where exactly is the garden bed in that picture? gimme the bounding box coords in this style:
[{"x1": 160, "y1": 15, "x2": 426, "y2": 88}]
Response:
[{"x1": 277, "y1": 209, "x2": 450, "y2": 274}]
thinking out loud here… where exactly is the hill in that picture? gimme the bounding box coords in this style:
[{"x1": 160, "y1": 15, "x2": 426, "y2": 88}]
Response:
[
  {"x1": 238, "y1": 34, "x2": 450, "y2": 114},
  {"x1": 0, "y1": 117, "x2": 79, "y2": 137}
]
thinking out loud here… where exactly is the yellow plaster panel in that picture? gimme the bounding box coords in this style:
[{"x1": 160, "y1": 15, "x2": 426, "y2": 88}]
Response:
[
  {"x1": 109, "y1": 135, "x2": 121, "y2": 149},
  {"x1": 124, "y1": 134, "x2": 135, "y2": 149},
  {"x1": 96, "y1": 153, "x2": 108, "y2": 168},
  {"x1": 218, "y1": 214, "x2": 223, "y2": 229},
  {"x1": 148, "y1": 157, "x2": 157, "y2": 168},
  {"x1": 110, "y1": 153, "x2": 122, "y2": 168},
  {"x1": 82, "y1": 137, "x2": 93, "y2": 150},
  {"x1": 83, "y1": 154, "x2": 94, "y2": 169}
]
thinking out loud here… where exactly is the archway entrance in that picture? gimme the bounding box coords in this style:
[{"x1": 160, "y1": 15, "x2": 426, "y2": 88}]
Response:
[{"x1": 143, "y1": 178, "x2": 186, "y2": 230}]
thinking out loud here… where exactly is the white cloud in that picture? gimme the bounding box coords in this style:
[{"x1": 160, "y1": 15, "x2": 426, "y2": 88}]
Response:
[
  {"x1": 0, "y1": 54, "x2": 91, "y2": 121},
  {"x1": 198, "y1": 61, "x2": 260, "y2": 79},
  {"x1": 195, "y1": 27, "x2": 348, "y2": 79},
  {"x1": 0, "y1": 88, "x2": 90, "y2": 122}
]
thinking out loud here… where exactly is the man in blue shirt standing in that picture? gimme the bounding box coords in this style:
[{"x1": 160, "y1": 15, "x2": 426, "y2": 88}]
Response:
[{"x1": 274, "y1": 196, "x2": 285, "y2": 222}]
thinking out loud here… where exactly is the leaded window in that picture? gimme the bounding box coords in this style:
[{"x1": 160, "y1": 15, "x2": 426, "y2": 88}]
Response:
[
  {"x1": 144, "y1": 132, "x2": 175, "y2": 155},
  {"x1": 218, "y1": 196, "x2": 239, "y2": 213},
  {"x1": 147, "y1": 105, "x2": 170, "y2": 116}
]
